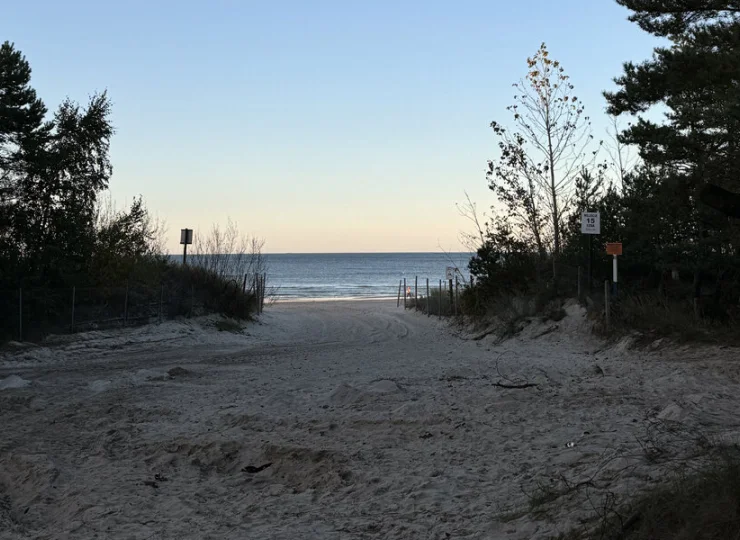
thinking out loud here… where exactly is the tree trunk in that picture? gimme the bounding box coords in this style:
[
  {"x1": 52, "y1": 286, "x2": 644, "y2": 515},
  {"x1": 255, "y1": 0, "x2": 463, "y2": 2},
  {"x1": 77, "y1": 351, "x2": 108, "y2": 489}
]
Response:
[{"x1": 547, "y1": 119, "x2": 559, "y2": 282}]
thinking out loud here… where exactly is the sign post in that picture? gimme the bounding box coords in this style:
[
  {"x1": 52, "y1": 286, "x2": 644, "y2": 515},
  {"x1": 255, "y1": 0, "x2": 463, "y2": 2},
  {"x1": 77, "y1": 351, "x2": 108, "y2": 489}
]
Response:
[
  {"x1": 606, "y1": 242, "x2": 622, "y2": 296},
  {"x1": 180, "y1": 228, "x2": 193, "y2": 266},
  {"x1": 581, "y1": 212, "x2": 600, "y2": 291}
]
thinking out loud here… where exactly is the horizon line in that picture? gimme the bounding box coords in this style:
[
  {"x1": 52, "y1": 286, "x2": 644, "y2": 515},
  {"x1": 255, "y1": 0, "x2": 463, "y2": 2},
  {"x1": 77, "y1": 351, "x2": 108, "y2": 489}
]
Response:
[{"x1": 168, "y1": 251, "x2": 475, "y2": 256}]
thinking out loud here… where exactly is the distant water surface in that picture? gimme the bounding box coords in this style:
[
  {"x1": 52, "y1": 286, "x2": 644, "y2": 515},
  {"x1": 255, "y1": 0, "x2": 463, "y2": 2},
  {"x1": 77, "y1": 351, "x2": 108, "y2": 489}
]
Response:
[{"x1": 265, "y1": 252, "x2": 472, "y2": 299}]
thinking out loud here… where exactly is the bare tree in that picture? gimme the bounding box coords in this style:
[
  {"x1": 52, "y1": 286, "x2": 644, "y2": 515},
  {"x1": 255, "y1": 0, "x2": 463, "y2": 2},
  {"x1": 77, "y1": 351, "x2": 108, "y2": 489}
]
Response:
[
  {"x1": 191, "y1": 218, "x2": 267, "y2": 292},
  {"x1": 456, "y1": 191, "x2": 487, "y2": 253},
  {"x1": 605, "y1": 115, "x2": 639, "y2": 189},
  {"x1": 490, "y1": 43, "x2": 597, "y2": 273}
]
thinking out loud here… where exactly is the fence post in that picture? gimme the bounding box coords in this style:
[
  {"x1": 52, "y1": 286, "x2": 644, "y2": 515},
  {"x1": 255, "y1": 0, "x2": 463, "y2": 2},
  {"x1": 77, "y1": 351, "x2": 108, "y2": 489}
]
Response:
[
  {"x1": 255, "y1": 274, "x2": 260, "y2": 315},
  {"x1": 439, "y1": 279, "x2": 442, "y2": 320},
  {"x1": 261, "y1": 273, "x2": 267, "y2": 313},
  {"x1": 415, "y1": 276, "x2": 418, "y2": 311},
  {"x1": 605, "y1": 280, "x2": 610, "y2": 332},
  {"x1": 455, "y1": 274, "x2": 460, "y2": 317},
  {"x1": 71, "y1": 286, "x2": 76, "y2": 332},
  {"x1": 123, "y1": 282, "x2": 130, "y2": 326},
  {"x1": 403, "y1": 278, "x2": 407, "y2": 309},
  {"x1": 397, "y1": 280, "x2": 402, "y2": 308},
  {"x1": 18, "y1": 287, "x2": 22, "y2": 342},
  {"x1": 426, "y1": 278, "x2": 430, "y2": 316},
  {"x1": 159, "y1": 284, "x2": 164, "y2": 323},
  {"x1": 448, "y1": 279, "x2": 453, "y2": 315},
  {"x1": 577, "y1": 266, "x2": 582, "y2": 301},
  {"x1": 242, "y1": 273, "x2": 248, "y2": 293},
  {"x1": 259, "y1": 273, "x2": 263, "y2": 313}
]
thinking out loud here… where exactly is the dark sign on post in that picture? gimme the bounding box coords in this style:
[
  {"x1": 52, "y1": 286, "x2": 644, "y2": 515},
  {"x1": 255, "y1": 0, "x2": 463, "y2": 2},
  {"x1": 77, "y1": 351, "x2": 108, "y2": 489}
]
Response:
[{"x1": 180, "y1": 228, "x2": 193, "y2": 265}]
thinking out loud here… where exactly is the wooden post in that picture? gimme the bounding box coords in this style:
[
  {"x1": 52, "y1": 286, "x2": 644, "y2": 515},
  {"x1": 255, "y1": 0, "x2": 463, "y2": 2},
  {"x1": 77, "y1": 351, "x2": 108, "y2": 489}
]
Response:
[
  {"x1": 403, "y1": 278, "x2": 407, "y2": 309},
  {"x1": 448, "y1": 279, "x2": 453, "y2": 316},
  {"x1": 242, "y1": 273, "x2": 248, "y2": 293},
  {"x1": 159, "y1": 284, "x2": 164, "y2": 323},
  {"x1": 605, "y1": 280, "x2": 610, "y2": 332},
  {"x1": 415, "y1": 276, "x2": 418, "y2": 311},
  {"x1": 454, "y1": 277, "x2": 459, "y2": 316},
  {"x1": 577, "y1": 266, "x2": 582, "y2": 301},
  {"x1": 261, "y1": 273, "x2": 267, "y2": 313},
  {"x1": 255, "y1": 274, "x2": 260, "y2": 315},
  {"x1": 18, "y1": 288, "x2": 22, "y2": 342},
  {"x1": 439, "y1": 280, "x2": 442, "y2": 320},
  {"x1": 259, "y1": 274, "x2": 264, "y2": 314},
  {"x1": 426, "y1": 278, "x2": 430, "y2": 316},
  {"x1": 124, "y1": 282, "x2": 129, "y2": 326},
  {"x1": 71, "y1": 286, "x2": 76, "y2": 332},
  {"x1": 396, "y1": 279, "x2": 402, "y2": 308}
]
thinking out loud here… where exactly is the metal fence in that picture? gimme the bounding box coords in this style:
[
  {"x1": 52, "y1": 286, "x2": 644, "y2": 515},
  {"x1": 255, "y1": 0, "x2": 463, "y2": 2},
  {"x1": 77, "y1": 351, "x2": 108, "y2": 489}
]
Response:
[
  {"x1": 396, "y1": 275, "x2": 464, "y2": 318},
  {"x1": 1, "y1": 273, "x2": 267, "y2": 343}
]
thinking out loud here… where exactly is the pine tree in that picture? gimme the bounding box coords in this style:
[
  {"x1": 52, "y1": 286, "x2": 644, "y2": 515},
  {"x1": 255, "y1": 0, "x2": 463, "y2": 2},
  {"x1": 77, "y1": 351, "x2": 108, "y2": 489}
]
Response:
[
  {"x1": 0, "y1": 42, "x2": 113, "y2": 284},
  {"x1": 606, "y1": 0, "x2": 740, "y2": 283}
]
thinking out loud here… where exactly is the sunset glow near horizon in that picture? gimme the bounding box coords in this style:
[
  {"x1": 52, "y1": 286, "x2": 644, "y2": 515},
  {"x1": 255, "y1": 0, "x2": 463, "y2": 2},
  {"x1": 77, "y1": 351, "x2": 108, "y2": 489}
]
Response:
[{"x1": 3, "y1": 1, "x2": 660, "y2": 254}]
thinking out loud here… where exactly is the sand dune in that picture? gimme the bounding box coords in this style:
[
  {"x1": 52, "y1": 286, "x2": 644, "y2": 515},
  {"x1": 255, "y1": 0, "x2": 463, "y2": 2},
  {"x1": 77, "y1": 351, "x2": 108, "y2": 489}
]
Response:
[{"x1": 2, "y1": 301, "x2": 740, "y2": 539}]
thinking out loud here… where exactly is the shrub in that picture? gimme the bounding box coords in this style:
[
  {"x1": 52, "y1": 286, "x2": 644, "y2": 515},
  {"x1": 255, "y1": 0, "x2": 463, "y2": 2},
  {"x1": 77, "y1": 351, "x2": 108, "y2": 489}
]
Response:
[
  {"x1": 405, "y1": 286, "x2": 455, "y2": 316},
  {"x1": 562, "y1": 453, "x2": 740, "y2": 540}
]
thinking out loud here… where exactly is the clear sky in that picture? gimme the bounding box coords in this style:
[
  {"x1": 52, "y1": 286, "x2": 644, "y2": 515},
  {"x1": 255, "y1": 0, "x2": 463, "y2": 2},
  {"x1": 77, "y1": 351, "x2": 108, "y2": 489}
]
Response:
[{"x1": 3, "y1": 0, "x2": 660, "y2": 254}]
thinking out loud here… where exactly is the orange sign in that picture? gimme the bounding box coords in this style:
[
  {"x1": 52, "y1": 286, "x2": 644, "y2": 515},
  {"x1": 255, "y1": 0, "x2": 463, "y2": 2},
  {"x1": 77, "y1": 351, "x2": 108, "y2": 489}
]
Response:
[{"x1": 606, "y1": 242, "x2": 623, "y2": 256}]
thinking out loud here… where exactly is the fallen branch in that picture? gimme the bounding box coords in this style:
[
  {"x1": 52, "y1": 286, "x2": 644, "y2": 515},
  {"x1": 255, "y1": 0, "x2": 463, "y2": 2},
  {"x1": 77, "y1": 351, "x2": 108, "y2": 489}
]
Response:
[
  {"x1": 470, "y1": 327, "x2": 497, "y2": 341},
  {"x1": 493, "y1": 382, "x2": 538, "y2": 389},
  {"x1": 534, "y1": 325, "x2": 558, "y2": 339}
]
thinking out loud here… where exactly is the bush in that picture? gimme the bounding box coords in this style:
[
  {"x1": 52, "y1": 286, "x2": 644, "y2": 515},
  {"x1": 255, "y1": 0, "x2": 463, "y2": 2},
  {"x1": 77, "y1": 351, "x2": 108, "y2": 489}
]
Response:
[
  {"x1": 405, "y1": 286, "x2": 455, "y2": 316},
  {"x1": 564, "y1": 453, "x2": 740, "y2": 540},
  {"x1": 161, "y1": 264, "x2": 257, "y2": 320},
  {"x1": 214, "y1": 318, "x2": 244, "y2": 333}
]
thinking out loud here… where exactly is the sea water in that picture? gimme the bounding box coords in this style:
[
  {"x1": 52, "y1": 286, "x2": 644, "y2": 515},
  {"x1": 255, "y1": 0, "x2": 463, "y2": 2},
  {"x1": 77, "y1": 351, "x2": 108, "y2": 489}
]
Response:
[{"x1": 265, "y1": 252, "x2": 472, "y2": 299}]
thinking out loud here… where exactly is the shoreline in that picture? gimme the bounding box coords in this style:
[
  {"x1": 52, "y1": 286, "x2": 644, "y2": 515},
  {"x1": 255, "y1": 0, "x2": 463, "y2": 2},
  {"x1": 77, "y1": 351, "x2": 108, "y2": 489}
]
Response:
[{"x1": 272, "y1": 296, "x2": 398, "y2": 304}]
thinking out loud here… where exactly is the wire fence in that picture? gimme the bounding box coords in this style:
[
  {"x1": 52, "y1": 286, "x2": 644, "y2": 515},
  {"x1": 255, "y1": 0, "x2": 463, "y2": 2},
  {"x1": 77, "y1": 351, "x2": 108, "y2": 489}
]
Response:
[
  {"x1": 1, "y1": 273, "x2": 268, "y2": 343},
  {"x1": 396, "y1": 275, "x2": 466, "y2": 318},
  {"x1": 395, "y1": 263, "x2": 615, "y2": 321}
]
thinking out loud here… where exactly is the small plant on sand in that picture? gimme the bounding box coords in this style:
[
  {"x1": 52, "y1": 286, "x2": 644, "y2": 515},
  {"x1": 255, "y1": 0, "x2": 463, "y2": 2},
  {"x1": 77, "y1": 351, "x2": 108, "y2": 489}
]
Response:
[{"x1": 214, "y1": 319, "x2": 244, "y2": 333}]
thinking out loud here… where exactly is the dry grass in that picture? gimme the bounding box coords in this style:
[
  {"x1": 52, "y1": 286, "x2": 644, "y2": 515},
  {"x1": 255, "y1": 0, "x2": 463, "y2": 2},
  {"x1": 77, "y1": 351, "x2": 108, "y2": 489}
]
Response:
[
  {"x1": 556, "y1": 449, "x2": 740, "y2": 540},
  {"x1": 214, "y1": 318, "x2": 244, "y2": 333},
  {"x1": 589, "y1": 292, "x2": 740, "y2": 345}
]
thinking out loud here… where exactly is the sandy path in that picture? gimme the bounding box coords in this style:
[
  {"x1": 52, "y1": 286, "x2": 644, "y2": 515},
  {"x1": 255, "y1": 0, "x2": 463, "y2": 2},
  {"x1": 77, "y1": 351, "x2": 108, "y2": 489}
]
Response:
[{"x1": 2, "y1": 301, "x2": 740, "y2": 539}]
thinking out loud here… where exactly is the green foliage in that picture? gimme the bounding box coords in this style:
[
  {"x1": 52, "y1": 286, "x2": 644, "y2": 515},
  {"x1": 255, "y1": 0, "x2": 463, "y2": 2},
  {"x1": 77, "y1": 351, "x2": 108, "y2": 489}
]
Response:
[
  {"x1": 605, "y1": 1, "x2": 740, "y2": 276},
  {"x1": 488, "y1": 43, "x2": 597, "y2": 262},
  {"x1": 0, "y1": 41, "x2": 117, "y2": 286},
  {"x1": 472, "y1": 4, "x2": 740, "y2": 327},
  {"x1": 469, "y1": 217, "x2": 541, "y2": 299},
  {"x1": 0, "y1": 43, "x2": 260, "y2": 340}
]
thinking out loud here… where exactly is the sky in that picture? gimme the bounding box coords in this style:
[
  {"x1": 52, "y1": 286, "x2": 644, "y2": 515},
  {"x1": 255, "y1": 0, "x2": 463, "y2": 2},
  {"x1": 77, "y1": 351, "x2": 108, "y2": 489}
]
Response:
[{"x1": 2, "y1": 1, "x2": 661, "y2": 254}]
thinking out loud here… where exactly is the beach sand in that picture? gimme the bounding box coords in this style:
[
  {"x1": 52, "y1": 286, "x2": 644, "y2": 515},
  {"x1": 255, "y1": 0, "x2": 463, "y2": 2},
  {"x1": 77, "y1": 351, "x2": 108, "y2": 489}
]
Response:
[{"x1": 2, "y1": 300, "x2": 740, "y2": 539}]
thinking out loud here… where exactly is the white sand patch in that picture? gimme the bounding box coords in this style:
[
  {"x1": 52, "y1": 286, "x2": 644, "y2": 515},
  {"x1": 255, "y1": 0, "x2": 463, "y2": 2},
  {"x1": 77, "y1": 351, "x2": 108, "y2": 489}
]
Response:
[
  {"x1": 2, "y1": 300, "x2": 740, "y2": 539},
  {"x1": 0, "y1": 315, "x2": 265, "y2": 369},
  {"x1": 88, "y1": 380, "x2": 112, "y2": 393},
  {"x1": 0, "y1": 375, "x2": 31, "y2": 390}
]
